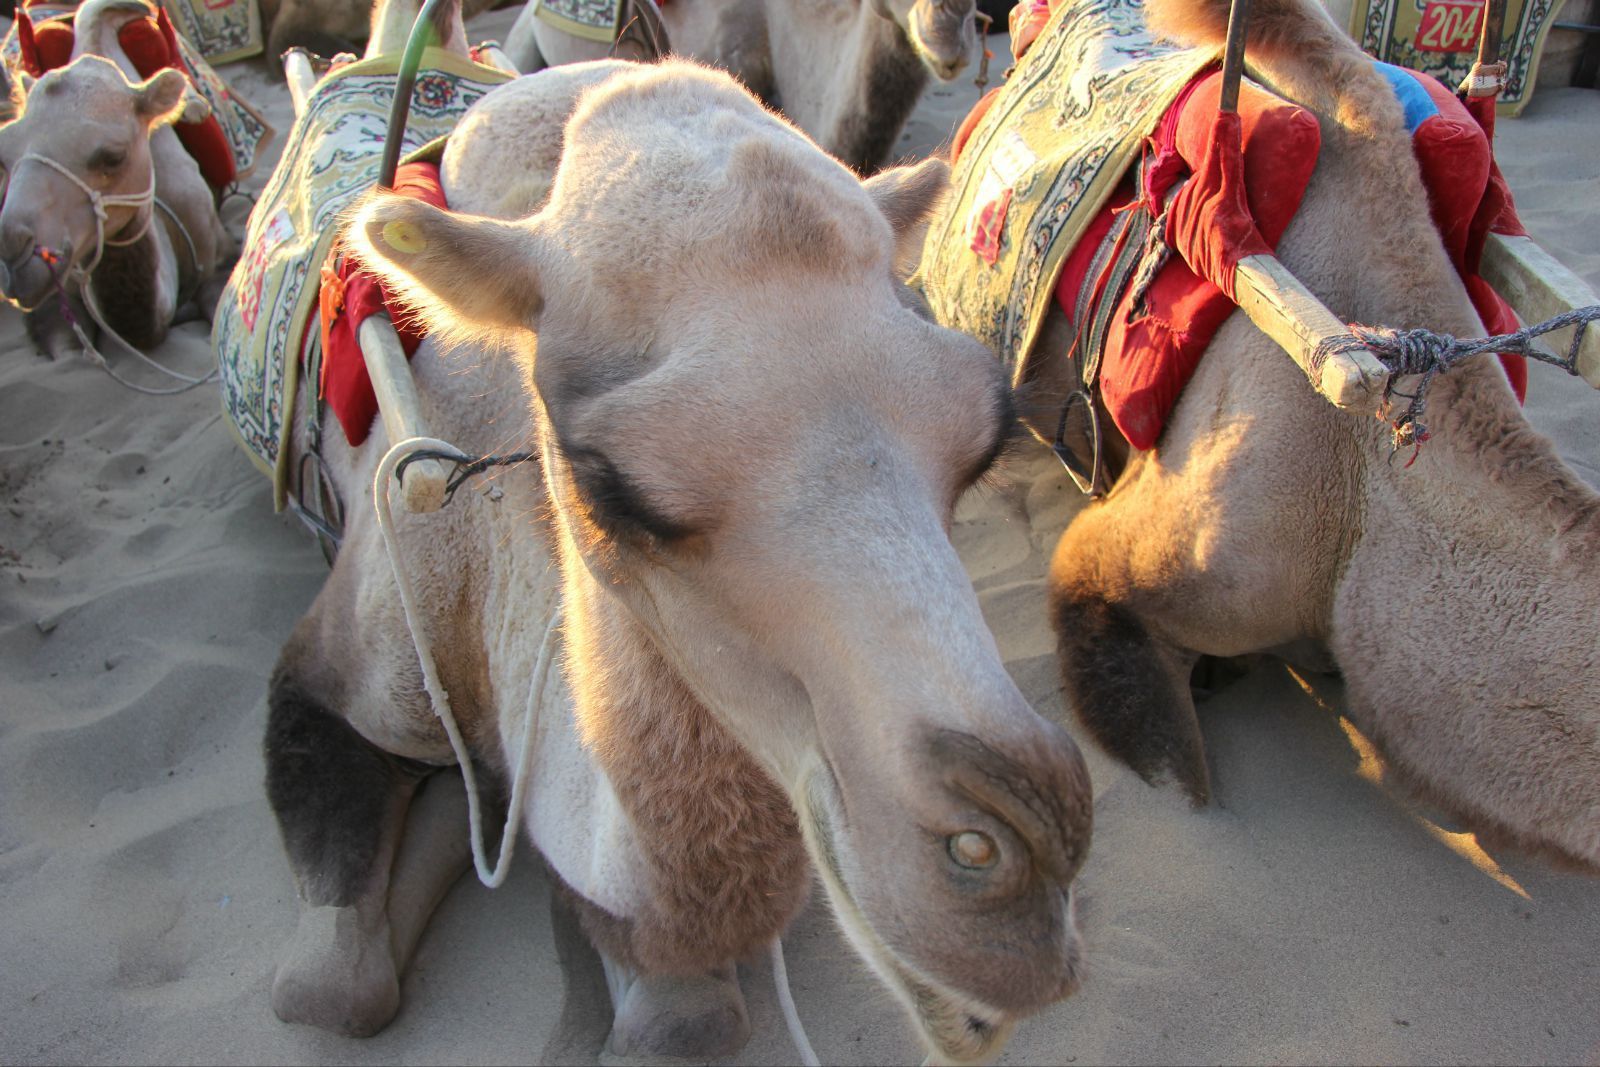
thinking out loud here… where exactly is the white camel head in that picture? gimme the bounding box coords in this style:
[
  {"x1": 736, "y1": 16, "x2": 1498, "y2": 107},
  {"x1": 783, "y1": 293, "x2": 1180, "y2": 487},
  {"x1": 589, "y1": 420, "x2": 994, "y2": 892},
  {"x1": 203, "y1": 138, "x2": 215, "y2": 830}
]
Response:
[
  {"x1": 875, "y1": 0, "x2": 978, "y2": 80},
  {"x1": 351, "y1": 61, "x2": 1087, "y2": 1063},
  {"x1": 0, "y1": 56, "x2": 187, "y2": 309}
]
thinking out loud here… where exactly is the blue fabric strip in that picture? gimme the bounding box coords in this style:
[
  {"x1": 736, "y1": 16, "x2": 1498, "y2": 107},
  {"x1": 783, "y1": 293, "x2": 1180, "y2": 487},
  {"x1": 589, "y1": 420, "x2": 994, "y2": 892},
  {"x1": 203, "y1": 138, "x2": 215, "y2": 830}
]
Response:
[{"x1": 1375, "y1": 61, "x2": 1440, "y2": 133}]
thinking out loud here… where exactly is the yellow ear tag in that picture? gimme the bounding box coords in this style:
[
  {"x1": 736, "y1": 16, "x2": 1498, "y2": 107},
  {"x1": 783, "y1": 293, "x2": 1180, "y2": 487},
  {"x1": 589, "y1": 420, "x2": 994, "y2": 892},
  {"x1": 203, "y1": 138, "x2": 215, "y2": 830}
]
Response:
[{"x1": 382, "y1": 220, "x2": 427, "y2": 253}]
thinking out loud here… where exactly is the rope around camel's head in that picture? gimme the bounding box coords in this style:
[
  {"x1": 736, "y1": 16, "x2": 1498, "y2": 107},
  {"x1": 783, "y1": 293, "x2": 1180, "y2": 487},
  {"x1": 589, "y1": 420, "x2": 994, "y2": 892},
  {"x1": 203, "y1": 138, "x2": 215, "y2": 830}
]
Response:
[{"x1": 1311, "y1": 306, "x2": 1600, "y2": 455}]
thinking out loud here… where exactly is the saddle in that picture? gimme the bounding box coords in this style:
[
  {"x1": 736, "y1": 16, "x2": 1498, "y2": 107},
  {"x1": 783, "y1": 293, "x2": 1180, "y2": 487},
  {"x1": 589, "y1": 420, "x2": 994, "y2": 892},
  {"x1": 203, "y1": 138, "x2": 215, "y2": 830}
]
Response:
[
  {"x1": 212, "y1": 48, "x2": 510, "y2": 505},
  {"x1": 923, "y1": 0, "x2": 1528, "y2": 491}
]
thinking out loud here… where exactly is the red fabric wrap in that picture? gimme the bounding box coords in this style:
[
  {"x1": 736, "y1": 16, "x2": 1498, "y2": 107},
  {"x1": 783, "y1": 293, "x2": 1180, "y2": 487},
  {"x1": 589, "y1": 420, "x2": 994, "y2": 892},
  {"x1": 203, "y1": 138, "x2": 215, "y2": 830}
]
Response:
[
  {"x1": 1009, "y1": 0, "x2": 1055, "y2": 63},
  {"x1": 1162, "y1": 109, "x2": 1273, "y2": 303},
  {"x1": 316, "y1": 163, "x2": 447, "y2": 448},
  {"x1": 1400, "y1": 70, "x2": 1525, "y2": 400},
  {"x1": 15, "y1": 5, "x2": 236, "y2": 190},
  {"x1": 952, "y1": 87, "x2": 1001, "y2": 168},
  {"x1": 1052, "y1": 70, "x2": 1321, "y2": 450}
]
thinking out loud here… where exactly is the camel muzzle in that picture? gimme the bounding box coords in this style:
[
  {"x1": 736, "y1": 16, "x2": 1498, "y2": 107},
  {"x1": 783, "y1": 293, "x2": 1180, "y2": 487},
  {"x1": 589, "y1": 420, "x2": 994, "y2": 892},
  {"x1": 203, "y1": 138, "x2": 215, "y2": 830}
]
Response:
[{"x1": 907, "y1": 0, "x2": 978, "y2": 80}]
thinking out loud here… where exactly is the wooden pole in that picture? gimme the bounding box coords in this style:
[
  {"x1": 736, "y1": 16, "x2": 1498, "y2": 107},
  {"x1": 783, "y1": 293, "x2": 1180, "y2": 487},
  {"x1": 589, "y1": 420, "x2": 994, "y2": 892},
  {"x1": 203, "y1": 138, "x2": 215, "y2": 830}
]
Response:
[
  {"x1": 1203, "y1": 0, "x2": 1391, "y2": 411},
  {"x1": 359, "y1": 317, "x2": 450, "y2": 512},
  {"x1": 1232, "y1": 256, "x2": 1391, "y2": 410},
  {"x1": 283, "y1": 49, "x2": 318, "y2": 117},
  {"x1": 1476, "y1": 0, "x2": 1508, "y2": 69},
  {"x1": 1480, "y1": 235, "x2": 1600, "y2": 388}
]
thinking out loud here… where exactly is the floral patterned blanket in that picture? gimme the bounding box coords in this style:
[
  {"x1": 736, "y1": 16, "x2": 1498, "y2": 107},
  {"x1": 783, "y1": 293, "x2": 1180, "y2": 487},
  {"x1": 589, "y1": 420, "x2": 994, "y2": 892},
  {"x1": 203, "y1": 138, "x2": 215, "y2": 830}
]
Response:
[
  {"x1": 914, "y1": 0, "x2": 1216, "y2": 381},
  {"x1": 211, "y1": 49, "x2": 510, "y2": 506},
  {"x1": 529, "y1": 0, "x2": 623, "y2": 43}
]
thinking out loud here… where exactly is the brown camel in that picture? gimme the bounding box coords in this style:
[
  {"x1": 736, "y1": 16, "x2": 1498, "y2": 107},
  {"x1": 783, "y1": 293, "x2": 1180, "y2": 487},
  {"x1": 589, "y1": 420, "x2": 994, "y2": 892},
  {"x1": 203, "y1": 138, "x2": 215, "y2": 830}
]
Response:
[{"x1": 950, "y1": 0, "x2": 1600, "y2": 872}]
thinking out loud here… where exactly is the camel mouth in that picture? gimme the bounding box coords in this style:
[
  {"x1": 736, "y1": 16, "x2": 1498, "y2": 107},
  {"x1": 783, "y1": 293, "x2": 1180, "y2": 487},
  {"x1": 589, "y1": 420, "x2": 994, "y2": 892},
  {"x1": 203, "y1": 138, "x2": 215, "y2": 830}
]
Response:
[
  {"x1": 798, "y1": 770, "x2": 1070, "y2": 1064},
  {"x1": 906, "y1": 3, "x2": 976, "y2": 81}
]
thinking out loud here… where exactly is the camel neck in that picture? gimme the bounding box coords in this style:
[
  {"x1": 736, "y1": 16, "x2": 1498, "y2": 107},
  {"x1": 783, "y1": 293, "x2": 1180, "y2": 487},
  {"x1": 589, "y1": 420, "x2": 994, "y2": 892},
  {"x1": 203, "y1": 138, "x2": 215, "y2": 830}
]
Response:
[{"x1": 830, "y1": 15, "x2": 930, "y2": 173}]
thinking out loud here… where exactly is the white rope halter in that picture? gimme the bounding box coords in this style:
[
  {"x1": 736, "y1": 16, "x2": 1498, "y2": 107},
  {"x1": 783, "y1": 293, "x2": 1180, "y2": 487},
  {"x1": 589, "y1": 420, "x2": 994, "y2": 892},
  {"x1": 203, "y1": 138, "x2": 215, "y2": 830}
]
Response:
[
  {"x1": 14, "y1": 151, "x2": 215, "y2": 394},
  {"x1": 16, "y1": 151, "x2": 156, "y2": 275}
]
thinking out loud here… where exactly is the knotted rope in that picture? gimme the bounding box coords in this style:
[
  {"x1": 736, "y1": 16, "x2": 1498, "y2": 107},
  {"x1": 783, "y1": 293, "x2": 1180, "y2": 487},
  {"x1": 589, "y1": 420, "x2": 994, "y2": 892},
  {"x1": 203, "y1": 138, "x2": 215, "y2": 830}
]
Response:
[
  {"x1": 1311, "y1": 305, "x2": 1600, "y2": 452},
  {"x1": 17, "y1": 152, "x2": 157, "y2": 274}
]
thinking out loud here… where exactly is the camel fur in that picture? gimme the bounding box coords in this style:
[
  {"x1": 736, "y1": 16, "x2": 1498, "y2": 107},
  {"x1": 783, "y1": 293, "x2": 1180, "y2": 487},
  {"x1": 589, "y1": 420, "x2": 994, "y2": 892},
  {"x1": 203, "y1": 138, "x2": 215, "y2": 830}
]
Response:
[
  {"x1": 502, "y1": 0, "x2": 980, "y2": 172},
  {"x1": 0, "y1": 0, "x2": 231, "y2": 361},
  {"x1": 259, "y1": 2, "x2": 1090, "y2": 1060},
  {"x1": 993, "y1": 0, "x2": 1600, "y2": 871}
]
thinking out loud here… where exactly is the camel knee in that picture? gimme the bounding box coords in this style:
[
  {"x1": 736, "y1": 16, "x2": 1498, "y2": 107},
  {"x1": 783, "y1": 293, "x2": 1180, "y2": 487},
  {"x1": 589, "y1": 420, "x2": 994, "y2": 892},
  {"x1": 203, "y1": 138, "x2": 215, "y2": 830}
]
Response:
[
  {"x1": 1051, "y1": 585, "x2": 1210, "y2": 805},
  {"x1": 272, "y1": 904, "x2": 401, "y2": 1037},
  {"x1": 264, "y1": 671, "x2": 415, "y2": 906},
  {"x1": 602, "y1": 958, "x2": 751, "y2": 1061}
]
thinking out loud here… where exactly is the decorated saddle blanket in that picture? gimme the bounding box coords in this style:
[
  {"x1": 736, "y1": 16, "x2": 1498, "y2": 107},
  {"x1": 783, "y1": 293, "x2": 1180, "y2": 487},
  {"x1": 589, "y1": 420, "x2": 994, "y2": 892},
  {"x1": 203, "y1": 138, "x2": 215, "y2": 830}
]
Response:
[
  {"x1": 919, "y1": 0, "x2": 1528, "y2": 455},
  {"x1": 157, "y1": 0, "x2": 262, "y2": 65},
  {"x1": 8, "y1": 0, "x2": 273, "y2": 186},
  {"x1": 530, "y1": 0, "x2": 625, "y2": 42},
  {"x1": 529, "y1": 0, "x2": 669, "y2": 43},
  {"x1": 211, "y1": 49, "x2": 511, "y2": 507},
  {"x1": 1349, "y1": 0, "x2": 1566, "y2": 116}
]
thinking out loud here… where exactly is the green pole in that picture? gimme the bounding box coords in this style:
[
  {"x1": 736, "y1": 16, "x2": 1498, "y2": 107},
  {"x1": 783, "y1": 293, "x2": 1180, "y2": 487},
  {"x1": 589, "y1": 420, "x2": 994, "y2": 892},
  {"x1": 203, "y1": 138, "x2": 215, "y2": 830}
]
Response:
[{"x1": 377, "y1": 0, "x2": 450, "y2": 190}]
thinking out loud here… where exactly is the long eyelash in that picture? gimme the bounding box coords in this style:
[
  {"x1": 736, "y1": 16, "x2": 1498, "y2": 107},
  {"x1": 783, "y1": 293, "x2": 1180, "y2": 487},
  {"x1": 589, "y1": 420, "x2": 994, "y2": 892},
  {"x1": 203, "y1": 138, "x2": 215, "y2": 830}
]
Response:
[{"x1": 564, "y1": 446, "x2": 692, "y2": 543}]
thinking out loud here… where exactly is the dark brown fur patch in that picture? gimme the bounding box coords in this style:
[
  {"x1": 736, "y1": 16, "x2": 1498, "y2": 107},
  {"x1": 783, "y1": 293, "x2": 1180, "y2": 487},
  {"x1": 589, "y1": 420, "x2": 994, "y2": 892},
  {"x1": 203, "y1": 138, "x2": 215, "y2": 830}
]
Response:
[
  {"x1": 831, "y1": 18, "x2": 930, "y2": 175},
  {"x1": 91, "y1": 235, "x2": 168, "y2": 350}
]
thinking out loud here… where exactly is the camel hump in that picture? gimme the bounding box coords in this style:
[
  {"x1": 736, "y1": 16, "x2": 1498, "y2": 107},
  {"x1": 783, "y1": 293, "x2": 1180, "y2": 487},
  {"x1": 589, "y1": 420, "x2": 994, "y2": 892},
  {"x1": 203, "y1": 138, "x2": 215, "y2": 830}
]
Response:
[{"x1": 70, "y1": 0, "x2": 159, "y2": 62}]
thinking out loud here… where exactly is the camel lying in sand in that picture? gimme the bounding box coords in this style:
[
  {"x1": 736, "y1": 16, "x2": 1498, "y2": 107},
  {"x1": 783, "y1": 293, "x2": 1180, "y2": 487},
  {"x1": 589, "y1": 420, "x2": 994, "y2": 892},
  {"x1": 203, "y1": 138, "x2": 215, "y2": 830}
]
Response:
[
  {"x1": 502, "y1": 0, "x2": 979, "y2": 172},
  {"x1": 254, "y1": 3, "x2": 1089, "y2": 1061},
  {"x1": 0, "y1": 0, "x2": 230, "y2": 362},
  {"x1": 933, "y1": 0, "x2": 1600, "y2": 872}
]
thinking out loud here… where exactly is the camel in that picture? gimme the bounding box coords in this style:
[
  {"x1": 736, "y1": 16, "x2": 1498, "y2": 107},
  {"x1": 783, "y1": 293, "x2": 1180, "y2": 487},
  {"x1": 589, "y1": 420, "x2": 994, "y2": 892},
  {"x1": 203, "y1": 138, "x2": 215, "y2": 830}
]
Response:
[
  {"x1": 930, "y1": 0, "x2": 1600, "y2": 873},
  {"x1": 0, "y1": 0, "x2": 231, "y2": 362},
  {"x1": 252, "y1": 1, "x2": 1090, "y2": 1061},
  {"x1": 501, "y1": 0, "x2": 980, "y2": 172}
]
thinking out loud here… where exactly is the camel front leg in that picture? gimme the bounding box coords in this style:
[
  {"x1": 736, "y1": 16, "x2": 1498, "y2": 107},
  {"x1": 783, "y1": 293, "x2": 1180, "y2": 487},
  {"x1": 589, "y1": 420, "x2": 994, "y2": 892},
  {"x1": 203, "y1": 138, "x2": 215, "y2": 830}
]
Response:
[
  {"x1": 1048, "y1": 560, "x2": 1210, "y2": 804},
  {"x1": 548, "y1": 883, "x2": 752, "y2": 1060},
  {"x1": 264, "y1": 668, "x2": 466, "y2": 1036}
]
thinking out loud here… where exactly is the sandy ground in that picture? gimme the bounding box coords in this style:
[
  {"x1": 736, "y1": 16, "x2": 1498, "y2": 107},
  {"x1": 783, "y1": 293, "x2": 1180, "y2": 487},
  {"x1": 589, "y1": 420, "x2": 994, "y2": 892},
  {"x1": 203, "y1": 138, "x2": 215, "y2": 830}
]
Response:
[{"x1": 2, "y1": 11, "x2": 1598, "y2": 1066}]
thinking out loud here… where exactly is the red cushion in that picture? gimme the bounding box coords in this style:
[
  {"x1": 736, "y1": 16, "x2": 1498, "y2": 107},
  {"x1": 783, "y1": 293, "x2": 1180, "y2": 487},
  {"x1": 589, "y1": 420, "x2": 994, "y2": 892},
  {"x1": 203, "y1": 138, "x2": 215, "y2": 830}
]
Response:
[
  {"x1": 1052, "y1": 70, "x2": 1321, "y2": 450},
  {"x1": 316, "y1": 164, "x2": 449, "y2": 447},
  {"x1": 1395, "y1": 68, "x2": 1526, "y2": 401}
]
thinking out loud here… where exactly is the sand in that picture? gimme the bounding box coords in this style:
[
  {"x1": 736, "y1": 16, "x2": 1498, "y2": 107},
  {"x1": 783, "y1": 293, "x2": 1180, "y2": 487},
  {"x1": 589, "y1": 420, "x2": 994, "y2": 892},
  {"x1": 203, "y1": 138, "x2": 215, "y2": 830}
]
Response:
[{"x1": 2, "y1": 13, "x2": 1598, "y2": 1066}]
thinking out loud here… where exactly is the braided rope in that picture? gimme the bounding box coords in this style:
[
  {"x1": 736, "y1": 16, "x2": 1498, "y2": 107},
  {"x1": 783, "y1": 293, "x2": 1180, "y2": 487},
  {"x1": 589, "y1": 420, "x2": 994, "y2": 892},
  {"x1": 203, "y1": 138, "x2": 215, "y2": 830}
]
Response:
[{"x1": 1311, "y1": 305, "x2": 1600, "y2": 451}]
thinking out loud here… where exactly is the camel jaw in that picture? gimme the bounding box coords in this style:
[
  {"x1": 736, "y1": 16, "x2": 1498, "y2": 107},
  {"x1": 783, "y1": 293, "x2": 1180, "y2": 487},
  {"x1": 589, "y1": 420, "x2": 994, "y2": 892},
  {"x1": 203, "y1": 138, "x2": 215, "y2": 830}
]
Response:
[
  {"x1": 906, "y1": 2, "x2": 977, "y2": 81},
  {"x1": 795, "y1": 769, "x2": 1064, "y2": 1065}
]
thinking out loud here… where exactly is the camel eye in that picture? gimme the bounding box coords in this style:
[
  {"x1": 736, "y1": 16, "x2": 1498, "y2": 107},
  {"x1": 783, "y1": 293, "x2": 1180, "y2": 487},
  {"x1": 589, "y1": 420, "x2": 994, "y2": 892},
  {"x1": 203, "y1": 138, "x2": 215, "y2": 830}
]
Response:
[{"x1": 88, "y1": 147, "x2": 126, "y2": 173}]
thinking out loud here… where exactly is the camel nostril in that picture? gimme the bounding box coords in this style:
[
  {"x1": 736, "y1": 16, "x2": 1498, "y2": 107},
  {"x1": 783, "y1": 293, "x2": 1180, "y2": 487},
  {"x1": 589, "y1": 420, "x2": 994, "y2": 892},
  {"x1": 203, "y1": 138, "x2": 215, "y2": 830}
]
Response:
[{"x1": 948, "y1": 830, "x2": 998, "y2": 869}]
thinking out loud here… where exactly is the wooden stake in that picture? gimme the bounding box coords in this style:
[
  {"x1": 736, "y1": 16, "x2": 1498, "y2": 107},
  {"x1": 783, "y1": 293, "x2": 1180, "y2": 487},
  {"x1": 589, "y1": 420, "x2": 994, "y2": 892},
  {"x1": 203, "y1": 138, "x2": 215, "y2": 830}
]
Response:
[
  {"x1": 1480, "y1": 234, "x2": 1600, "y2": 388},
  {"x1": 284, "y1": 49, "x2": 318, "y2": 118},
  {"x1": 359, "y1": 316, "x2": 450, "y2": 512}
]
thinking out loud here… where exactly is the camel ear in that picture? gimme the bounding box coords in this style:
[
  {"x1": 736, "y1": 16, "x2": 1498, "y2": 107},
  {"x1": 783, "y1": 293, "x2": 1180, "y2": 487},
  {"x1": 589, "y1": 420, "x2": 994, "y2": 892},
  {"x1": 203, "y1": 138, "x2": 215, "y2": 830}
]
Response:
[
  {"x1": 862, "y1": 156, "x2": 949, "y2": 271},
  {"x1": 350, "y1": 192, "x2": 545, "y2": 344},
  {"x1": 133, "y1": 68, "x2": 187, "y2": 127}
]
